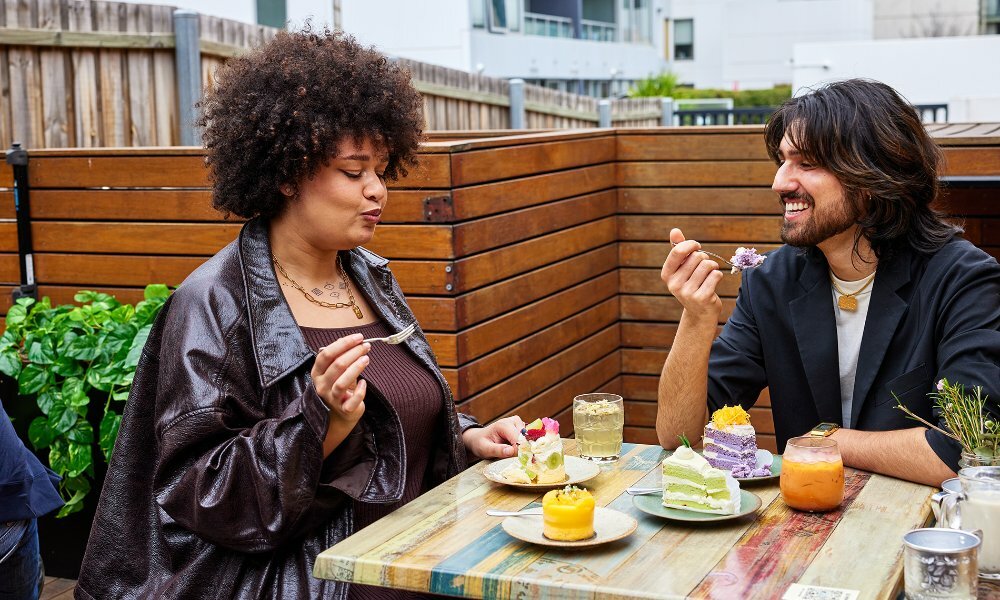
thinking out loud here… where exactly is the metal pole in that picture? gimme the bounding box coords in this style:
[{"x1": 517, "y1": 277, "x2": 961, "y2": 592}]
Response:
[
  {"x1": 598, "y1": 99, "x2": 612, "y2": 128},
  {"x1": 5, "y1": 143, "x2": 36, "y2": 300},
  {"x1": 660, "y1": 97, "x2": 674, "y2": 126},
  {"x1": 509, "y1": 78, "x2": 526, "y2": 129},
  {"x1": 174, "y1": 10, "x2": 202, "y2": 146}
]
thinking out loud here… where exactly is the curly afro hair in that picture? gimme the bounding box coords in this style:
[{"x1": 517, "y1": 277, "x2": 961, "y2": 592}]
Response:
[{"x1": 198, "y1": 27, "x2": 424, "y2": 219}]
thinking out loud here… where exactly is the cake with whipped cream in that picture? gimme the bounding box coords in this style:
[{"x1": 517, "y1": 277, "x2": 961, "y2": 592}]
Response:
[
  {"x1": 501, "y1": 417, "x2": 565, "y2": 484},
  {"x1": 661, "y1": 445, "x2": 741, "y2": 514},
  {"x1": 703, "y1": 405, "x2": 771, "y2": 478}
]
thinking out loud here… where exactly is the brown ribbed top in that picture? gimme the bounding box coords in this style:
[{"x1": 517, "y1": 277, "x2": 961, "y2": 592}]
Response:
[{"x1": 301, "y1": 322, "x2": 445, "y2": 600}]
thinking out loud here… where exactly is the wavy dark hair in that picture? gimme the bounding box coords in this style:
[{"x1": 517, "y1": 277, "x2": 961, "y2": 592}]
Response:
[
  {"x1": 198, "y1": 27, "x2": 424, "y2": 219},
  {"x1": 764, "y1": 78, "x2": 960, "y2": 259}
]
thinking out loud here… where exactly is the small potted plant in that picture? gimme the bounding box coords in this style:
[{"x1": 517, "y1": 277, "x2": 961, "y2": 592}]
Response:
[{"x1": 895, "y1": 378, "x2": 999, "y2": 468}]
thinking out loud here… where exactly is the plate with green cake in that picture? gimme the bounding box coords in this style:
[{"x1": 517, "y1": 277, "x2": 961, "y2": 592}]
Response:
[{"x1": 632, "y1": 489, "x2": 762, "y2": 522}]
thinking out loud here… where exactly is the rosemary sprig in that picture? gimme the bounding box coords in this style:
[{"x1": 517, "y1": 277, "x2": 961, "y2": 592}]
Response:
[{"x1": 894, "y1": 378, "x2": 998, "y2": 460}]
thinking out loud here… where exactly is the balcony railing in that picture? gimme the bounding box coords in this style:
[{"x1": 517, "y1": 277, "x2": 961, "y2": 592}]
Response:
[
  {"x1": 671, "y1": 104, "x2": 949, "y2": 126},
  {"x1": 581, "y1": 19, "x2": 617, "y2": 42},
  {"x1": 524, "y1": 12, "x2": 573, "y2": 39}
]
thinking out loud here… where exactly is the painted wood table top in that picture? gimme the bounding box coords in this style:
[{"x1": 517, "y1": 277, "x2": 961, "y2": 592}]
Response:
[{"x1": 314, "y1": 440, "x2": 935, "y2": 599}]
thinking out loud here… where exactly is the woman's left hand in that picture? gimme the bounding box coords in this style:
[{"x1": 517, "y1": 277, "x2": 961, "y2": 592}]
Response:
[{"x1": 463, "y1": 416, "x2": 525, "y2": 459}]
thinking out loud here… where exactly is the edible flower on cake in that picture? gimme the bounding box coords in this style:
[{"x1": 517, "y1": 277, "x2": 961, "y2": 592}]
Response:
[
  {"x1": 703, "y1": 405, "x2": 771, "y2": 478},
  {"x1": 500, "y1": 417, "x2": 566, "y2": 484},
  {"x1": 729, "y1": 247, "x2": 766, "y2": 275},
  {"x1": 661, "y1": 446, "x2": 741, "y2": 515},
  {"x1": 542, "y1": 485, "x2": 595, "y2": 541}
]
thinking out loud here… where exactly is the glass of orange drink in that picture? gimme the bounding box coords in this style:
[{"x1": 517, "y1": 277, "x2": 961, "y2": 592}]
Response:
[{"x1": 780, "y1": 436, "x2": 845, "y2": 512}]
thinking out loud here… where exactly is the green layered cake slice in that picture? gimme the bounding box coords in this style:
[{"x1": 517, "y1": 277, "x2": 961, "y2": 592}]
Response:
[{"x1": 661, "y1": 446, "x2": 741, "y2": 514}]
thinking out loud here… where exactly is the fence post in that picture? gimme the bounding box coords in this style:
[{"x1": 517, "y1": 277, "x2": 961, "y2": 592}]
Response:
[
  {"x1": 174, "y1": 10, "x2": 202, "y2": 146},
  {"x1": 598, "y1": 99, "x2": 611, "y2": 128},
  {"x1": 660, "y1": 97, "x2": 674, "y2": 126},
  {"x1": 5, "y1": 143, "x2": 36, "y2": 301},
  {"x1": 509, "y1": 78, "x2": 525, "y2": 129}
]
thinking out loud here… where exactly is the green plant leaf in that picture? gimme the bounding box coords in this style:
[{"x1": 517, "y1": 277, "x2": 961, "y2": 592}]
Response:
[
  {"x1": 28, "y1": 416, "x2": 56, "y2": 449},
  {"x1": 57, "y1": 490, "x2": 87, "y2": 517},
  {"x1": 27, "y1": 338, "x2": 57, "y2": 365},
  {"x1": 99, "y1": 411, "x2": 121, "y2": 461},
  {"x1": 48, "y1": 439, "x2": 68, "y2": 475},
  {"x1": 36, "y1": 389, "x2": 58, "y2": 415},
  {"x1": 125, "y1": 324, "x2": 152, "y2": 369},
  {"x1": 15, "y1": 296, "x2": 37, "y2": 308},
  {"x1": 62, "y1": 377, "x2": 90, "y2": 410},
  {"x1": 5, "y1": 303, "x2": 28, "y2": 327},
  {"x1": 67, "y1": 420, "x2": 94, "y2": 444},
  {"x1": 144, "y1": 284, "x2": 170, "y2": 300},
  {"x1": 48, "y1": 399, "x2": 78, "y2": 434},
  {"x1": 74, "y1": 291, "x2": 99, "y2": 303},
  {"x1": 66, "y1": 442, "x2": 92, "y2": 477},
  {"x1": 65, "y1": 334, "x2": 101, "y2": 361},
  {"x1": 0, "y1": 348, "x2": 22, "y2": 378},
  {"x1": 52, "y1": 355, "x2": 84, "y2": 378},
  {"x1": 18, "y1": 364, "x2": 51, "y2": 394}
]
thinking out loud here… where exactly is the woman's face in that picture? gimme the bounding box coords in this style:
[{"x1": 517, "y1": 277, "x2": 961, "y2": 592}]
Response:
[{"x1": 280, "y1": 137, "x2": 389, "y2": 251}]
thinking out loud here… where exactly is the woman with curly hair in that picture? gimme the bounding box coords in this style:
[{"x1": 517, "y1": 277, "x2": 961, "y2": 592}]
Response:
[{"x1": 75, "y1": 28, "x2": 522, "y2": 600}]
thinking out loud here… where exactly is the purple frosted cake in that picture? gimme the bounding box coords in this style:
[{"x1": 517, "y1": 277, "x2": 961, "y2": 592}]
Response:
[{"x1": 703, "y1": 405, "x2": 770, "y2": 477}]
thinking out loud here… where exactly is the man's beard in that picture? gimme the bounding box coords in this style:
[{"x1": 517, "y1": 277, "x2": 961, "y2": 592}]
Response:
[{"x1": 780, "y1": 192, "x2": 859, "y2": 247}]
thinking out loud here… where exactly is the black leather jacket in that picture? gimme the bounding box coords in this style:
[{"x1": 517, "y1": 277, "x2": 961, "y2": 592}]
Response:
[{"x1": 76, "y1": 218, "x2": 475, "y2": 599}]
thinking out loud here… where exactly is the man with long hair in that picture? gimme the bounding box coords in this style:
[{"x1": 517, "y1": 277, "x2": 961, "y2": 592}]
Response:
[{"x1": 656, "y1": 79, "x2": 999, "y2": 485}]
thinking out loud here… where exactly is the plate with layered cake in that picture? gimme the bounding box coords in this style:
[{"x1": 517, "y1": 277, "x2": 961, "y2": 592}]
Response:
[
  {"x1": 483, "y1": 417, "x2": 601, "y2": 488},
  {"x1": 703, "y1": 405, "x2": 782, "y2": 482},
  {"x1": 500, "y1": 486, "x2": 637, "y2": 547},
  {"x1": 631, "y1": 445, "x2": 761, "y2": 522}
]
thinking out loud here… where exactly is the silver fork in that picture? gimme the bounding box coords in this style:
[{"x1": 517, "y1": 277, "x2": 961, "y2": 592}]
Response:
[
  {"x1": 625, "y1": 486, "x2": 660, "y2": 496},
  {"x1": 486, "y1": 508, "x2": 542, "y2": 517},
  {"x1": 363, "y1": 323, "x2": 417, "y2": 345},
  {"x1": 670, "y1": 241, "x2": 737, "y2": 270}
]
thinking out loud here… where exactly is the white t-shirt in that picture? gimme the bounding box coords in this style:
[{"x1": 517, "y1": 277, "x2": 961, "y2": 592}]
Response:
[{"x1": 831, "y1": 271, "x2": 875, "y2": 428}]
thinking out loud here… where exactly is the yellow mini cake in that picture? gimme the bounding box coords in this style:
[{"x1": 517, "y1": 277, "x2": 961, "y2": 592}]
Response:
[{"x1": 542, "y1": 486, "x2": 595, "y2": 541}]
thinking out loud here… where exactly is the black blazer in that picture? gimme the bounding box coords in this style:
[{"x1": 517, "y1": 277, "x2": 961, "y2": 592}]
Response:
[{"x1": 707, "y1": 237, "x2": 1000, "y2": 470}]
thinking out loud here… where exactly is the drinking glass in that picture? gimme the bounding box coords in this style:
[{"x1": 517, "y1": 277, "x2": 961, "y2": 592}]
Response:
[
  {"x1": 939, "y1": 465, "x2": 1000, "y2": 580},
  {"x1": 779, "y1": 436, "x2": 845, "y2": 512},
  {"x1": 572, "y1": 393, "x2": 624, "y2": 462},
  {"x1": 903, "y1": 528, "x2": 980, "y2": 599}
]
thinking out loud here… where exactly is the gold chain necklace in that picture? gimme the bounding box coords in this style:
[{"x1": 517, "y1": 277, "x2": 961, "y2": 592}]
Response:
[
  {"x1": 830, "y1": 270, "x2": 876, "y2": 312},
  {"x1": 273, "y1": 255, "x2": 364, "y2": 319}
]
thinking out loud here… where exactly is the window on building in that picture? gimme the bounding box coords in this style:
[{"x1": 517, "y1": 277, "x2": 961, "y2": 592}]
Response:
[
  {"x1": 471, "y1": 0, "x2": 485, "y2": 28},
  {"x1": 674, "y1": 19, "x2": 693, "y2": 60},
  {"x1": 621, "y1": 0, "x2": 652, "y2": 43},
  {"x1": 663, "y1": 19, "x2": 670, "y2": 59},
  {"x1": 256, "y1": 0, "x2": 286, "y2": 28},
  {"x1": 487, "y1": 0, "x2": 521, "y2": 33}
]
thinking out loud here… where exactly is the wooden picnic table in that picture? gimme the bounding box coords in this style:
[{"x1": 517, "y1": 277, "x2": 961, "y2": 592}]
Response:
[{"x1": 314, "y1": 440, "x2": 935, "y2": 599}]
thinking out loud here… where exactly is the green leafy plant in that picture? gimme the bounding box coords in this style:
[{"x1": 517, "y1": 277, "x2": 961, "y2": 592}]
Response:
[
  {"x1": 894, "y1": 378, "x2": 998, "y2": 463},
  {"x1": 0, "y1": 285, "x2": 170, "y2": 516},
  {"x1": 628, "y1": 71, "x2": 792, "y2": 108}
]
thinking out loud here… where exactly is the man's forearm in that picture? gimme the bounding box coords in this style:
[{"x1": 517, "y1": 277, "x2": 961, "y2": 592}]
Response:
[
  {"x1": 656, "y1": 312, "x2": 715, "y2": 449},
  {"x1": 831, "y1": 427, "x2": 955, "y2": 486}
]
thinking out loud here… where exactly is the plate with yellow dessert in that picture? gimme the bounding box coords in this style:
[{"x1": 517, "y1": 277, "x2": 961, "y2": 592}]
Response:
[
  {"x1": 483, "y1": 417, "x2": 600, "y2": 488},
  {"x1": 501, "y1": 487, "x2": 637, "y2": 547}
]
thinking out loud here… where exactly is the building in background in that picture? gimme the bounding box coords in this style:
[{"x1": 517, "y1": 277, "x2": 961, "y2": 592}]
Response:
[{"x1": 117, "y1": 0, "x2": 999, "y2": 101}]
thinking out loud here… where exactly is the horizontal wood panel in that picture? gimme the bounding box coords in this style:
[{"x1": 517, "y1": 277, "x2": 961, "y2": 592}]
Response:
[
  {"x1": 621, "y1": 347, "x2": 667, "y2": 375},
  {"x1": 27, "y1": 153, "x2": 452, "y2": 189},
  {"x1": 623, "y1": 427, "x2": 777, "y2": 451},
  {"x1": 620, "y1": 267, "x2": 742, "y2": 296},
  {"x1": 941, "y1": 147, "x2": 1000, "y2": 176},
  {"x1": 487, "y1": 352, "x2": 620, "y2": 428},
  {"x1": 618, "y1": 188, "x2": 778, "y2": 215},
  {"x1": 620, "y1": 241, "x2": 782, "y2": 268},
  {"x1": 0, "y1": 222, "x2": 19, "y2": 252},
  {"x1": 407, "y1": 297, "x2": 457, "y2": 331},
  {"x1": 455, "y1": 244, "x2": 617, "y2": 326},
  {"x1": 30, "y1": 190, "x2": 223, "y2": 221},
  {"x1": 451, "y1": 136, "x2": 615, "y2": 186},
  {"x1": 617, "y1": 134, "x2": 770, "y2": 161},
  {"x1": 451, "y1": 163, "x2": 614, "y2": 220},
  {"x1": 621, "y1": 374, "x2": 771, "y2": 408},
  {"x1": 618, "y1": 161, "x2": 776, "y2": 187},
  {"x1": 457, "y1": 299, "x2": 618, "y2": 397},
  {"x1": 459, "y1": 323, "x2": 620, "y2": 419},
  {"x1": 0, "y1": 254, "x2": 18, "y2": 283},
  {"x1": 937, "y1": 187, "x2": 1000, "y2": 217},
  {"x1": 30, "y1": 222, "x2": 455, "y2": 259},
  {"x1": 458, "y1": 273, "x2": 618, "y2": 363},
  {"x1": 454, "y1": 190, "x2": 616, "y2": 256},
  {"x1": 0, "y1": 193, "x2": 13, "y2": 219},
  {"x1": 619, "y1": 215, "x2": 783, "y2": 243},
  {"x1": 620, "y1": 295, "x2": 737, "y2": 323},
  {"x1": 456, "y1": 217, "x2": 617, "y2": 290},
  {"x1": 623, "y1": 400, "x2": 775, "y2": 435}
]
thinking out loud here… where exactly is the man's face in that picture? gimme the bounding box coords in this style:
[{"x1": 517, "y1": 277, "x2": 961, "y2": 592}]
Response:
[{"x1": 772, "y1": 133, "x2": 859, "y2": 249}]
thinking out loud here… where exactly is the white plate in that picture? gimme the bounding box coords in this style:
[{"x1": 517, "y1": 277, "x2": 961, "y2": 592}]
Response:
[
  {"x1": 501, "y1": 507, "x2": 637, "y2": 548},
  {"x1": 483, "y1": 456, "x2": 601, "y2": 488}
]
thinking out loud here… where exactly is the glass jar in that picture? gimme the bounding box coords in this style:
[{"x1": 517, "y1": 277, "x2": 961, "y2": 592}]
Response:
[
  {"x1": 780, "y1": 436, "x2": 845, "y2": 512},
  {"x1": 958, "y1": 451, "x2": 1000, "y2": 469}
]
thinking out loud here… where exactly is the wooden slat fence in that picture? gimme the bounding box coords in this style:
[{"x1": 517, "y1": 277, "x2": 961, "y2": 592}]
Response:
[
  {"x1": 2, "y1": 0, "x2": 674, "y2": 151},
  {"x1": 3, "y1": 126, "x2": 998, "y2": 447}
]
